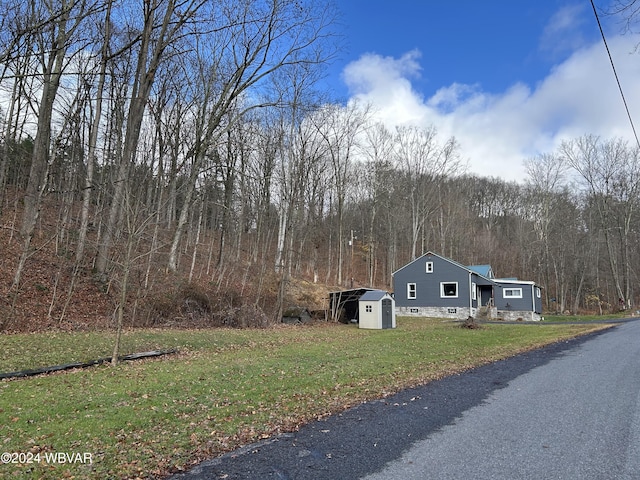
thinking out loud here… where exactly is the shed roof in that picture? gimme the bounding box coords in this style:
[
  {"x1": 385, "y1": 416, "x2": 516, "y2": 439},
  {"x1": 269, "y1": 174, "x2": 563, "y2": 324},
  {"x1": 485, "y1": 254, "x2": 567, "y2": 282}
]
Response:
[{"x1": 359, "y1": 290, "x2": 390, "y2": 301}]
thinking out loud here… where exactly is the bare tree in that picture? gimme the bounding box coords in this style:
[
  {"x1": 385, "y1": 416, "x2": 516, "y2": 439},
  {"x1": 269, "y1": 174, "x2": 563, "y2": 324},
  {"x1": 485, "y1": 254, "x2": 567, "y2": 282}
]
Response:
[
  {"x1": 110, "y1": 179, "x2": 159, "y2": 365},
  {"x1": 267, "y1": 56, "x2": 329, "y2": 320},
  {"x1": 76, "y1": 0, "x2": 113, "y2": 265},
  {"x1": 360, "y1": 122, "x2": 394, "y2": 286},
  {"x1": 393, "y1": 125, "x2": 462, "y2": 260},
  {"x1": 166, "y1": 0, "x2": 337, "y2": 273},
  {"x1": 96, "y1": 0, "x2": 207, "y2": 277},
  {"x1": 605, "y1": 0, "x2": 640, "y2": 33},
  {"x1": 0, "y1": 50, "x2": 35, "y2": 213},
  {"x1": 248, "y1": 116, "x2": 280, "y2": 265},
  {"x1": 13, "y1": 0, "x2": 101, "y2": 288},
  {"x1": 311, "y1": 101, "x2": 369, "y2": 285},
  {"x1": 524, "y1": 153, "x2": 569, "y2": 310},
  {"x1": 561, "y1": 135, "x2": 640, "y2": 309}
]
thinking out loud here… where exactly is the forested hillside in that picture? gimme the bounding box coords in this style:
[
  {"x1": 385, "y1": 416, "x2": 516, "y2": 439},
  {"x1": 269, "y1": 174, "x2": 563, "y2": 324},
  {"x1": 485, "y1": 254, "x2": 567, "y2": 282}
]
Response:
[{"x1": 1, "y1": 0, "x2": 638, "y2": 333}]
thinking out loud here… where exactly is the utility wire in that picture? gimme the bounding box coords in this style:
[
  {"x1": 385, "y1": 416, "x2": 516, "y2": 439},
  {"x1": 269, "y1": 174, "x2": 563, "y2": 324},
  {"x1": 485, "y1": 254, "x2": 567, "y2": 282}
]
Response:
[{"x1": 590, "y1": 0, "x2": 640, "y2": 149}]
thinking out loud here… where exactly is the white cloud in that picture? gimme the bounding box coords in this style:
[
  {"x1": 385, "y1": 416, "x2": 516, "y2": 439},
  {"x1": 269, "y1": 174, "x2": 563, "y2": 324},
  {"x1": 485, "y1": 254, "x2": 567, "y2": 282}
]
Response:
[
  {"x1": 539, "y1": 4, "x2": 589, "y2": 59},
  {"x1": 341, "y1": 34, "x2": 640, "y2": 183},
  {"x1": 342, "y1": 49, "x2": 423, "y2": 95},
  {"x1": 342, "y1": 50, "x2": 429, "y2": 125}
]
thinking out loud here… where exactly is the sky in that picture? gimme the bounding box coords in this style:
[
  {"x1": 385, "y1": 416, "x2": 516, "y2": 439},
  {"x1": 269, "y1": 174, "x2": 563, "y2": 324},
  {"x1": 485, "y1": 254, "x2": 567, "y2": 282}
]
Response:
[{"x1": 325, "y1": 0, "x2": 640, "y2": 182}]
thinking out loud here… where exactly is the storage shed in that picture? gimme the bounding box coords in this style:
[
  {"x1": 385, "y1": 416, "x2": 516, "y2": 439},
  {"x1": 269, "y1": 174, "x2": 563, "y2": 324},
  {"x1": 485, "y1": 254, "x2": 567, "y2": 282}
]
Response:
[
  {"x1": 358, "y1": 290, "x2": 396, "y2": 329},
  {"x1": 329, "y1": 288, "x2": 375, "y2": 323}
]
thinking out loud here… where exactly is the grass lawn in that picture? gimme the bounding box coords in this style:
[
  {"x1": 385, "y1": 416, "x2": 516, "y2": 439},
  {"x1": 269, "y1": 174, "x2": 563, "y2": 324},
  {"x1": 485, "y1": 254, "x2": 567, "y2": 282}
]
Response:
[
  {"x1": 0, "y1": 317, "x2": 613, "y2": 479},
  {"x1": 542, "y1": 312, "x2": 631, "y2": 322}
]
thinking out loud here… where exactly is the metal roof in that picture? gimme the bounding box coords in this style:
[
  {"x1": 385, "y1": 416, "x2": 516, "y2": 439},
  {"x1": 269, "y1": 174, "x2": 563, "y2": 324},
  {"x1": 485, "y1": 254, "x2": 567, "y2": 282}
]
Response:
[{"x1": 467, "y1": 264, "x2": 493, "y2": 278}]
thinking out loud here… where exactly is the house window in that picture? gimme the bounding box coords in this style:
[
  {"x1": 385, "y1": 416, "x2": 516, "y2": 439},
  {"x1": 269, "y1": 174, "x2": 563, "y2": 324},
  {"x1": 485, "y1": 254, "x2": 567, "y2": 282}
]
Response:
[
  {"x1": 365, "y1": 305, "x2": 372, "y2": 313},
  {"x1": 504, "y1": 288, "x2": 523, "y2": 298},
  {"x1": 407, "y1": 283, "x2": 417, "y2": 299},
  {"x1": 410, "y1": 308, "x2": 419, "y2": 313},
  {"x1": 440, "y1": 282, "x2": 458, "y2": 298},
  {"x1": 426, "y1": 261, "x2": 434, "y2": 273},
  {"x1": 536, "y1": 287, "x2": 541, "y2": 298},
  {"x1": 472, "y1": 282, "x2": 477, "y2": 300},
  {"x1": 448, "y1": 308, "x2": 457, "y2": 314}
]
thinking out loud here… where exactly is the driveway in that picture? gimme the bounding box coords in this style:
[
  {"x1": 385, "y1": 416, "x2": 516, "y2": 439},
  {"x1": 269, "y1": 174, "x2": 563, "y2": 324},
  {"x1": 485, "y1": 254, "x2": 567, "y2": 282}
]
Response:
[{"x1": 170, "y1": 320, "x2": 640, "y2": 480}]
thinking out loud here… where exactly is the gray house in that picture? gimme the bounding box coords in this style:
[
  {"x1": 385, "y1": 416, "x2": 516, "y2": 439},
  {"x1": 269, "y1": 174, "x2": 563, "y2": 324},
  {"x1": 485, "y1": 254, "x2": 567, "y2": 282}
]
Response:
[{"x1": 392, "y1": 251, "x2": 543, "y2": 321}]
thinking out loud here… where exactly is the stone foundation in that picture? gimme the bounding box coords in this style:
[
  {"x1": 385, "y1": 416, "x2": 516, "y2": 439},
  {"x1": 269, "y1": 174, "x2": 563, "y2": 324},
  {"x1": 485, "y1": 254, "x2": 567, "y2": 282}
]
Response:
[
  {"x1": 396, "y1": 306, "x2": 475, "y2": 320},
  {"x1": 496, "y1": 310, "x2": 542, "y2": 321},
  {"x1": 396, "y1": 306, "x2": 541, "y2": 322}
]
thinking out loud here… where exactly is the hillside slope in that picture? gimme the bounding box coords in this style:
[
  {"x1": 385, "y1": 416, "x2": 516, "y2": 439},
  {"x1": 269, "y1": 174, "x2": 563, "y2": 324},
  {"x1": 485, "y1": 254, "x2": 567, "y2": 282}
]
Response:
[{"x1": 0, "y1": 190, "x2": 333, "y2": 333}]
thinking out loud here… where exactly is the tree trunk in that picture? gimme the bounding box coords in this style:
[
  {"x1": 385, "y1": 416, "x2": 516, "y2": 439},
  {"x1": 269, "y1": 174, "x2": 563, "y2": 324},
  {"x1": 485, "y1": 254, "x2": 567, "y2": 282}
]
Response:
[
  {"x1": 77, "y1": 0, "x2": 112, "y2": 264},
  {"x1": 188, "y1": 199, "x2": 204, "y2": 282},
  {"x1": 112, "y1": 235, "x2": 132, "y2": 366},
  {"x1": 97, "y1": 0, "x2": 193, "y2": 276}
]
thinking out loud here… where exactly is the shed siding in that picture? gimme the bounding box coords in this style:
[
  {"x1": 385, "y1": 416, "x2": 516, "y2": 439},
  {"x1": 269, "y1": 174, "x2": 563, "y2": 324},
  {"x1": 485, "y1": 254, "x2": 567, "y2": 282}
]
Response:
[{"x1": 359, "y1": 302, "x2": 379, "y2": 329}]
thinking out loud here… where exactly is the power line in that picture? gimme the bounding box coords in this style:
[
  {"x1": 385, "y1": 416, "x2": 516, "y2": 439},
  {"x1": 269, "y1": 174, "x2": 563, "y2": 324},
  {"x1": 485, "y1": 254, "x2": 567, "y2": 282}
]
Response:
[{"x1": 590, "y1": 0, "x2": 640, "y2": 149}]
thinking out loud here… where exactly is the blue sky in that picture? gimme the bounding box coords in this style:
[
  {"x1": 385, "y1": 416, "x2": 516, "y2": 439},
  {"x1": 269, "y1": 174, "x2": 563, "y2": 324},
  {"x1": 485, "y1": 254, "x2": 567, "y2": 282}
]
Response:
[{"x1": 325, "y1": 1, "x2": 638, "y2": 182}]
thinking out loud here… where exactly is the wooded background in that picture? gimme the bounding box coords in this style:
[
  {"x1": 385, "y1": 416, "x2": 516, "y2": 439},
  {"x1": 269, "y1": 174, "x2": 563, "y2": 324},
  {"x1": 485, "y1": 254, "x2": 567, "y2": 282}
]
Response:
[{"x1": 1, "y1": 0, "x2": 638, "y2": 332}]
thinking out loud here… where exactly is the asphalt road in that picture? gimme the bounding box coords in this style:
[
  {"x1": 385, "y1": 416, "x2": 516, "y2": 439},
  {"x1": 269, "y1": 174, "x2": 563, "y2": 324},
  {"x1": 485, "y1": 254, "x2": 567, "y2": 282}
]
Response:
[{"x1": 170, "y1": 320, "x2": 640, "y2": 480}]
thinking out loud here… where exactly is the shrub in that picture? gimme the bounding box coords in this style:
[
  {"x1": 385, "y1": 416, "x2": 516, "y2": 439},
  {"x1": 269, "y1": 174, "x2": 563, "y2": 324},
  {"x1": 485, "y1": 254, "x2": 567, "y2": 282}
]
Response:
[
  {"x1": 460, "y1": 316, "x2": 482, "y2": 329},
  {"x1": 140, "y1": 282, "x2": 274, "y2": 328}
]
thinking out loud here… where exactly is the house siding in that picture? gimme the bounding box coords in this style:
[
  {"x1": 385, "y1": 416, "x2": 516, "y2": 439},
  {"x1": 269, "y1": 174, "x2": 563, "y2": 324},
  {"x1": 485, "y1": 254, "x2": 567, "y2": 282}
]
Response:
[
  {"x1": 534, "y1": 286, "x2": 543, "y2": 314},
  {"x1": 394, "y1": 253, "x2": 477, "y2": 320},
  {"x1": 395, "y1": 253, "x2": 473, "y2": 309},
  {"x1": 494, "y1": 282, "x2": 532, "y2": 311},
  {"x1": 494, "y1": 282, "x2": 542, "y2": 321}
]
